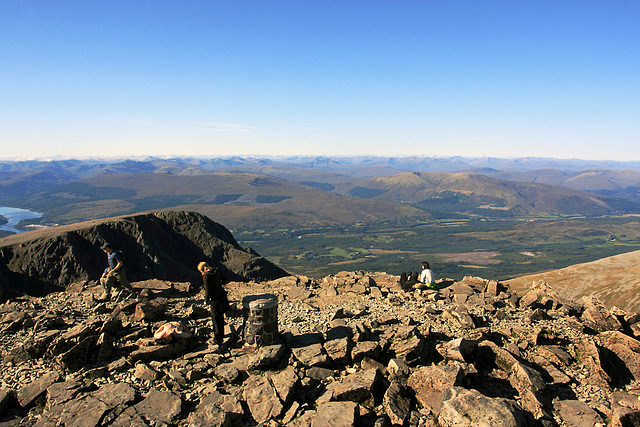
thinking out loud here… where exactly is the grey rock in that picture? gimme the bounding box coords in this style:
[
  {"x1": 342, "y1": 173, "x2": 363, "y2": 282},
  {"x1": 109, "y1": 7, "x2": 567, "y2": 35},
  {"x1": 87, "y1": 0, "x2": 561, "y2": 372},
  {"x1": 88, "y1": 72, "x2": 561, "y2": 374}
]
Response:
[
  {"x1": 326, "y1": 368, "x2": 383, "y2": 405},
  {"x1": 291, "y1": 342, "x2": 329, "y2": 368},
  {"x1": 324, "y1": 337, "x2": 351, "y2": 365},
  {"x1": 437, "y1": 338, "x2": 477, "y2": 363},
  {"x1": 383, "y1": 380, "x2": 411, "y2": 426},
  {"x1": 129, "y1": 341, "x2": 186, "y2": 362},
  {"x1": 244, "y1": 374, "x2": 284, "y2": 424},
  {"x1": 306, "y1": 366, "x2": 334, "y2": 381},
  {"x1": 610, "y1": 391, "x2": 640, "y2": 427},
  {"x1": 352, "y1": 340, "x2": 381, "y2": 364},
  {"x1": 187, "y1": 389, "x2": 244, "y2": 427},
  {"x1": 510, "y1": 361, "x2": 546, "y2": 393},
  {"x1": 17, "y1": 371, "x2": 61, "y2": 407},
  {"x1": 248, "y1": 342, "x2": 286, "y2": 369},
  {"x1": 387, "y1": 358, "x2": 410, "y2": 377},
  {"x1": 312, "y1": 401, "x2": 358, "y2": 427},
  {"x1": 554, "y1": 399, "x2": 604, "y2": 426},
  {"x1": 45, "y1": 379, "x2": 84, "y2": 409},
  {"x1": 581, "y1": 296, "x2": 623, "y2": 332},
  {"x1": 270, "y1": 366, "x2": 299, "y2": 405},
  {"x1": 439, "y1": 386, "x2": 531, "y2": 427},
  {"x1": 215, "y1": 363, "x2": 241, "y2": 383},
  {"x1": 407, "y1": 363, "x2": 464, "y2": 415},
  {"x1": 133, "y1": 362, "x2": 160, "y2": 382},
  {"x1": 133, "y1": 389, "x2": 181, "y2": 424}
]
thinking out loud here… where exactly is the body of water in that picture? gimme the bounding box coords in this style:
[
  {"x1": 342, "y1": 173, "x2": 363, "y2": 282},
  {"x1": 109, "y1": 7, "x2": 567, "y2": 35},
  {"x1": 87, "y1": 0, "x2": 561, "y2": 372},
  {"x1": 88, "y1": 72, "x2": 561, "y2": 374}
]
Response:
[{"x1": 0, "y1": 207, "x2": 43, "y2": 234}]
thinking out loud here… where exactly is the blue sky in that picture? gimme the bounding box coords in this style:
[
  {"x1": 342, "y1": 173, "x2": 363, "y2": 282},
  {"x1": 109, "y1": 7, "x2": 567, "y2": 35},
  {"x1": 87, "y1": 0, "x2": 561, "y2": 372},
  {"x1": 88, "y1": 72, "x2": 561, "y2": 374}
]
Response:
[{"x1": 1, "y1": 1, "x2": 639, "y2": 161}]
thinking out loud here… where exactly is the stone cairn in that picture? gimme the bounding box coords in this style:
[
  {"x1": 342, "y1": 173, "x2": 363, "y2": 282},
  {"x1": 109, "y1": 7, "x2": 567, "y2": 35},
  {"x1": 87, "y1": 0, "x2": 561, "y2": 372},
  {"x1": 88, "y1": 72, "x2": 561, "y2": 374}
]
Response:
[
  {"x1": 1, "y1": 273, "x2": 640, "y2": 426},
  {"x1": 242, "y1": 293, "x2": 280, "y2": 346}
]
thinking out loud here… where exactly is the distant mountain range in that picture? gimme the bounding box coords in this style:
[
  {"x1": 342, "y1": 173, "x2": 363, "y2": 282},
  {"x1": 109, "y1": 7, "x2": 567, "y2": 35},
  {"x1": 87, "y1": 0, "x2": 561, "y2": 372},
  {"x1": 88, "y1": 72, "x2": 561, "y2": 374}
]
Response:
[
  {"x1": 2, "y1": 156, "x2": 640, "y2": 230},
  {"x1": 2, "y1": 155, "x2": 640, "y2": 200}
]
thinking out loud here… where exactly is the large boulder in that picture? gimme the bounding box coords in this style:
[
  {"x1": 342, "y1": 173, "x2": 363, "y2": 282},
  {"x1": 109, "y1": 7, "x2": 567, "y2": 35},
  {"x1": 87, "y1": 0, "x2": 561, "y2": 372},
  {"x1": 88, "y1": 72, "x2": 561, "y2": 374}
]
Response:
[{"x1": 438, "y1": 387, "x2": 532, "y2": 427}]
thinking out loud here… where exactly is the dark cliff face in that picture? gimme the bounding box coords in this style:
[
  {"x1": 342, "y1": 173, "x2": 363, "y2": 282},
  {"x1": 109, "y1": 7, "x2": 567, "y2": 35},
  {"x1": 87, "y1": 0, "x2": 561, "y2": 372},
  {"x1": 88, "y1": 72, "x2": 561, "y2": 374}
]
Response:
[{"x1": 0, "y1": 210, "x2": 288, "y2": 299}]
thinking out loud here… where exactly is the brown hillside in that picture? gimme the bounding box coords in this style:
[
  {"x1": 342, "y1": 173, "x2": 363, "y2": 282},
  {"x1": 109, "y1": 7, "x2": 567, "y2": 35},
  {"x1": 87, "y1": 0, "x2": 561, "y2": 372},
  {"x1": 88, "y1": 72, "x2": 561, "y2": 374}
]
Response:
[
  {"x1": 506, "y1": 249, "x2": 640, "y2": 313},
  {"x1": 29, "y1": 172, "x2": 431, "y2": 228},
  {"x1": 342, "y1": 171, "x2": 629, "y2": 217}
]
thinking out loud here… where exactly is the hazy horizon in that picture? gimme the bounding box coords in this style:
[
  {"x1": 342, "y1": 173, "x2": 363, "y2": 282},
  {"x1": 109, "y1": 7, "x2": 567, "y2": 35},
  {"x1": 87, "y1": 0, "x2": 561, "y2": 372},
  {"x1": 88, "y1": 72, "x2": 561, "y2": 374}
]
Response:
[{"x1": 2, "y1": 1, "x2": 639, "y2": 161}]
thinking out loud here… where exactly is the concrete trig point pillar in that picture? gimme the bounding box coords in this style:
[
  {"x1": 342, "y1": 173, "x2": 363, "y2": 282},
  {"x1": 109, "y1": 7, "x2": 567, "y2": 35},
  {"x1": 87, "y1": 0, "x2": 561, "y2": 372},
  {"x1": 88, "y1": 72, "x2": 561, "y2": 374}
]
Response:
[{"x1": 242, "y1": 293, "x2": 279, "y2": 346}]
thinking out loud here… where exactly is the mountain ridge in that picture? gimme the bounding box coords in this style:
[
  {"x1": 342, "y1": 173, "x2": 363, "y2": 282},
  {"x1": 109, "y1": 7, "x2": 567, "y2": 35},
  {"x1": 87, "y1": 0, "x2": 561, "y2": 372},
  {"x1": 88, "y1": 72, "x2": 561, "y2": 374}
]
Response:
[{"x1": 0, "y1": 210, "x2": 288, "y2": 301}]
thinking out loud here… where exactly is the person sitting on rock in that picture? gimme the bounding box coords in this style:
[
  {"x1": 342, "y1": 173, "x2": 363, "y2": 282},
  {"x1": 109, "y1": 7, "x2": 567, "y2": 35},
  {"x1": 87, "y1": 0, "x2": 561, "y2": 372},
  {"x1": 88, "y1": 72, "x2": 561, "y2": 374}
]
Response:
[
  {"x1": 99, "y1": 242, "x2": 135, "y2": 301},
  {"x1": 400, "y1": 261, "x2": 436, "y2": 291},
  {"x1": 399, "y1": 271, "x2": 420, "y2": 291},
  {"x1": 198, "y1": 261, "x2": 230, "y2": 350},
  {"x1": 417, "y1": 261, "x2": 436, "y2": 289}
]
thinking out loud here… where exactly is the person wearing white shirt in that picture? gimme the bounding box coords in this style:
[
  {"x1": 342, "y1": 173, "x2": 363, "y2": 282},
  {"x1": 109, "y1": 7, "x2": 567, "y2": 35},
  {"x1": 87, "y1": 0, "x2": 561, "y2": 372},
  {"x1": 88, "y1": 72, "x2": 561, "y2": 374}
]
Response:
[{"x1": 419, "y1": 261, "x2": 435, "y2": 286}]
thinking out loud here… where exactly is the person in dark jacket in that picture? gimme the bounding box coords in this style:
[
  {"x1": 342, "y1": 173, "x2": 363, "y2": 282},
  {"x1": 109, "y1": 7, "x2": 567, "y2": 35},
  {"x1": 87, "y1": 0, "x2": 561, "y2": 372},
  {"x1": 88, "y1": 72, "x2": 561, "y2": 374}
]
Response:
[
  {"x1": 99, "y1": 242, "x2": 135, "y2": 301},
  {"x1": 198, "y1": 261, "x2": 230, "y2": 347}
]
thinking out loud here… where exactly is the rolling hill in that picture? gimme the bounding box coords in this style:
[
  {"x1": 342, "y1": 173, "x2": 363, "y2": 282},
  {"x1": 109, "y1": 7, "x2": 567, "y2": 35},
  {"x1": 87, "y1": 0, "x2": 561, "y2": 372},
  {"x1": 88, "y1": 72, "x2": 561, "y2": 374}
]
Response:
[
  {"x1": 9, "y1": 172, "x2": 433, "y2": 228},
  {"x1": 331, "y1": 171, "x2": 640, "y2": 218},
  {"x1": 505, "y1": 249, "x2": 640, "y2": 313},
  {"x1": 469, "y1": 168, "x2": 640, "y2": 203}
]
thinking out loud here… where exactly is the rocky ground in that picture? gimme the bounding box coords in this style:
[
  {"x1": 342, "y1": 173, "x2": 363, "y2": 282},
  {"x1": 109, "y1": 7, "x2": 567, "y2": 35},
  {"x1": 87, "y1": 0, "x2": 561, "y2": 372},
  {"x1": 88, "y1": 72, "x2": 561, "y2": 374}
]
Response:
[{"x1": 1, "y1": 271, "x2": 640, "y2": 426}]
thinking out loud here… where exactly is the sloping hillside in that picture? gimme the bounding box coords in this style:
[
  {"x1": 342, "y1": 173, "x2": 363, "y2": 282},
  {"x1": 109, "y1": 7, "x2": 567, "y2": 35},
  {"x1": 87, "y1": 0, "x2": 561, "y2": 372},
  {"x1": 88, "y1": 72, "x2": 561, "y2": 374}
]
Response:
[
  {"x1": 10, "y1": 172, "x2": 432, "y2": 228},
  {"x1": 336, "y1": 171, "x2": 638, "y2": 217},
  {"x1": 0, "y1": 210, "x2": 287, "y2": 300},
  {"x1": 471, "y1": 168, "x2": 640, "y2": 203},
  {"x1": 506, "y1": 249, "x2": 640, "y2": 313}
]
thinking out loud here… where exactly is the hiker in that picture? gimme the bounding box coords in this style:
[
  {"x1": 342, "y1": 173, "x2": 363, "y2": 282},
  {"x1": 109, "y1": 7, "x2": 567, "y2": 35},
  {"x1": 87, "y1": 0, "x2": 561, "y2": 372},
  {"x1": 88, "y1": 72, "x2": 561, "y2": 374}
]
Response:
[
  {"x1": 399, "y1": 271, "x2": 419, "y2": 291},
  {"x1": 99, "y1": 242, "x2": 135, "y2": 301},
  {"x1": 198, "y1": 261, "x2": 230, "y2": 349},
  {"x1": 400, "y1": 261, "x2": 436, "y2": 291},
  {"x1": 418, "y1": 261, "x2": 435, "y2": 288}
]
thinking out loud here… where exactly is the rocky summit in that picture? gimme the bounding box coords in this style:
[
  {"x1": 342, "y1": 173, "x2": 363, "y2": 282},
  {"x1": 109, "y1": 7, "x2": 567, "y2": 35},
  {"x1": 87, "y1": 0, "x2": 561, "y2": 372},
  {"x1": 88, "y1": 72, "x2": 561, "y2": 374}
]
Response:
[
  {"x1": 1, "y1": 272, "x2": 640, "y2": 426},
  {"x1": 0, "y1": 210, "x2": 288, "y2": 300}
]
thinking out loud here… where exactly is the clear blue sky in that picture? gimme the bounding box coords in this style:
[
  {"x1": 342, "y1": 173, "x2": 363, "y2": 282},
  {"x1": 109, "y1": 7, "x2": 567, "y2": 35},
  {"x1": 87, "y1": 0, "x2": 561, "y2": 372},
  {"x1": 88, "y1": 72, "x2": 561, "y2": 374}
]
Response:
[{"x1": 1, "y1": 1, "x2": 639, "y2": 161}]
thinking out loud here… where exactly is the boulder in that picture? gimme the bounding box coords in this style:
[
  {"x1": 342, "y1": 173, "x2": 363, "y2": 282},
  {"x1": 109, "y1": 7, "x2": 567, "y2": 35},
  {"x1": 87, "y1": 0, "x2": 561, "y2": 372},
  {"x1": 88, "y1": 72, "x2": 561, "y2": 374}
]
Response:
[
  {"x1": 438, "y1": 386, "x2": 531, "y2": 427},
  {"x1": 133, "y1": 389, "x2": 181, "y2": 424},
  {"x1": 610, "y1": 391, "x2": 640, "y2": 427},
  {"x1": 326, "y1": 368, "x2": 384, "y2": 405},
  {"x1": 17, "y1": 371, "x2": 62, "y2": 407},
  {"x1": 187, "y1": 389, "x2": 244, "y2": 427},
  {"x1": 270, "y1": 366, "x2": 299, "y2": 406},
  {"x1": 407, "y1": 363, "x2": 464, "y2": 414},
  {"x1": 576, "y1": 338, "x2": 611, "y2": 388},
  {"x1": 311, "y1": 401, "x2": 358, "y2": 427},
  {"x1": 581, "y1": 296, "x2": 623, "y2": 332},
  {"x1": 248, "y1": 343, "x2": 287, "y2": 369},
  {"x1": 554, "y1": 399, "x2": 605, "y2": 426},
  {"x1": 244, "y1": 374, "x2": 284, "y2": 424},
  {"x1": 383, "y1": 380, "x2": 411, "y2": 426},
  {"x1": 437, "y1": 338, "x2": 477, "y2": 362}
]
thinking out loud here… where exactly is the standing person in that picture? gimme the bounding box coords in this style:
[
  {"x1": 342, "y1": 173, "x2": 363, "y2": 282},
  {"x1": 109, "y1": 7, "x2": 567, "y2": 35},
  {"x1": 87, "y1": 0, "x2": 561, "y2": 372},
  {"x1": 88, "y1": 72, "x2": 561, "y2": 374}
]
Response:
[
  {"x1": 198, "y1": 261, "x2": 230, "y2": 349},
  {"x1": 99, "y1": 242, "x2": 135, "y2": 301}
]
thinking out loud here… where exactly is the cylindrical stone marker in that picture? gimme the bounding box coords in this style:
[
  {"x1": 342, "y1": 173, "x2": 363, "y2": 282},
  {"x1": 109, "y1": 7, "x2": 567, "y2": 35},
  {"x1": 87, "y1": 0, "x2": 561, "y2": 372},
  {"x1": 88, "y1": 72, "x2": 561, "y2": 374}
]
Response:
[{"x1": 242, "y1": 293, "x2": 279, "y2": 346}]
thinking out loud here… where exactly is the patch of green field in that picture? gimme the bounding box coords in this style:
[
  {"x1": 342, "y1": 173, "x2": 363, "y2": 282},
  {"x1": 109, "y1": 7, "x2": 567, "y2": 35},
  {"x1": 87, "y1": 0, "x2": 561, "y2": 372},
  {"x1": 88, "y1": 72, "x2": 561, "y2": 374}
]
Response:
[{"x1": 329, "y1": 247, "x2": 350, "y2": 258}]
